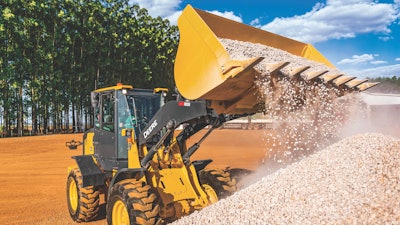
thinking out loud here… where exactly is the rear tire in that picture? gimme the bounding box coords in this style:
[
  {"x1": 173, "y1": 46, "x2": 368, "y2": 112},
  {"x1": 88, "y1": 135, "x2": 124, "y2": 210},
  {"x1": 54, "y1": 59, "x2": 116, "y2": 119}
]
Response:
[
  {"x1": 199, "y1": 168, "x2": 237, "y2": 199},
  {"x1": 106, "y1": 179, "x2": 160, "y2": 225},
  {"x1": 66, "y1": 168, "x2": 100, "y2": 222}
]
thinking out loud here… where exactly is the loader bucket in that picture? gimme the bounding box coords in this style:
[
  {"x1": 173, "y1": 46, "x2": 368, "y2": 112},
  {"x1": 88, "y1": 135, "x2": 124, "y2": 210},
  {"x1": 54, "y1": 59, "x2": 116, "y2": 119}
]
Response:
[{"x1": 174, "y1": 5, "x2": 377, "y2": 114}]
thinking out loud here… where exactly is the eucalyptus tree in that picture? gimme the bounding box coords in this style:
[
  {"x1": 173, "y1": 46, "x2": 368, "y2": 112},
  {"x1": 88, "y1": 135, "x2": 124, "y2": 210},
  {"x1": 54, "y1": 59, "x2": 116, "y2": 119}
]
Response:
[{"x1": 0, "y1": 0, "x2": 179, "y2": 136}]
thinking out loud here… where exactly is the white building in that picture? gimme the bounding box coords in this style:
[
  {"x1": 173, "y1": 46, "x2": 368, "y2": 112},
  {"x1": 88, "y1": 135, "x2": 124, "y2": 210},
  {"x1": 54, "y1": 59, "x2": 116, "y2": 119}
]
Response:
[{"x1": 360, "y1": 92, "x2": 400, "y2": 128}]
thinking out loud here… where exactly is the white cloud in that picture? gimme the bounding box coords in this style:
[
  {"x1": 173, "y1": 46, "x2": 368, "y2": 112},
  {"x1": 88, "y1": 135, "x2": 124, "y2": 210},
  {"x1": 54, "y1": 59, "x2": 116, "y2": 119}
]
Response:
[
  {"x1": 206, "y1": 10, "x2": 243, "y2": 23},
  {"x1": 396, "y1": 58, "x2": 400, "y2": 61},
  {"x1": 347, "y1": 64, "x2": 400, "y2": 78},
  {"x1": 250, "y1": 18, "x2": 261, "y2": 26},
  {"x1": 370, "y1": 60, "x2": 388, "y2": 65},
  {"x1": 338, "y1": 54, "x2": 374, "y2": 65},
  {"x1": 379, "y1": 36, "x2": 393, "y2": 41},
  {"x1": 129, "y1": 0, "x2": 182, "y2": 21},
  {"x1": 165, "y1": 10, "x2": 182, "y2": 25},
  {"x1": 260, "y1": 0, "x2": 400, "y2": 43},
  {"x1": 129, "y1": 1, "x2": 243, "y2": 25}
]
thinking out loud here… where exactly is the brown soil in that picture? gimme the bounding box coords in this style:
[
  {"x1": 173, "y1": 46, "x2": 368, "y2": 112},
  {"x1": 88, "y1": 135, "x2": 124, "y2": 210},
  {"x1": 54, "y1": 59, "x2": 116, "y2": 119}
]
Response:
[{"x1": 0, "y1": 129, "x2": 267, "y2": 225}]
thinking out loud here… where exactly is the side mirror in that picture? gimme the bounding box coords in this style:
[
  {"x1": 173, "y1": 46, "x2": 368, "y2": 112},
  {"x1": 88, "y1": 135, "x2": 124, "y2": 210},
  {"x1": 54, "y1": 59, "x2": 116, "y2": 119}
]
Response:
[
  {"x1": 91, "y1": 92, "x2": 99, "y2": 108},
  {"x1": 66, "y1": 140, "x2": 82, "y2": 150}
]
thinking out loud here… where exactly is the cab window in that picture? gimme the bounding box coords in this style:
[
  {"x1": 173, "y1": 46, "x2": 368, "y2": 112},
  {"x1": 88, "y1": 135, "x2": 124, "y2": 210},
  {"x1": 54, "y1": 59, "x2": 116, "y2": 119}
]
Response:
[{"x1": 101, "y1": 93, "x2": 115, "y2": 132}]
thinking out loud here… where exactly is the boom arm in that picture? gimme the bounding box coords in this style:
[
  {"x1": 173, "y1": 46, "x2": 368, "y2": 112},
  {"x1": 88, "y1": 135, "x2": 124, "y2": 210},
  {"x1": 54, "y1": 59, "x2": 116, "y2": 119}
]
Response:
[
  {"x1": 138, "y1": 100, "x2": 211, "y2": 146},
  {"x1": 137, "y1": 99, "x2": 248, "y2": 167}
]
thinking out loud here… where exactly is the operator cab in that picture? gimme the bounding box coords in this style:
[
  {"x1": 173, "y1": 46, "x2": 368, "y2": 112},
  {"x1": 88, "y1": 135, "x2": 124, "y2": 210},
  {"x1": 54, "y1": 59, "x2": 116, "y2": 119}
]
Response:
[{"x1": 90, "y1": 83, "x2": 167, "y2": 171}]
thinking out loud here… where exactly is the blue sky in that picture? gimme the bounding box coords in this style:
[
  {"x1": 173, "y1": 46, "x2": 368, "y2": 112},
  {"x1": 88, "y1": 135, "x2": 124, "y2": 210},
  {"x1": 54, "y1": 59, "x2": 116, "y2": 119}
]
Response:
[{"x1": 130, "y1": 0, "x2": 400, "y2": 79}]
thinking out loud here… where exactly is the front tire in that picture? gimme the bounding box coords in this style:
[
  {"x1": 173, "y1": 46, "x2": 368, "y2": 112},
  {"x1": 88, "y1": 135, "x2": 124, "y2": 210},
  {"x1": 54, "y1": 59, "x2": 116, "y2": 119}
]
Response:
[
  {"x1": 66, "y1": 168, "x2": 100, "y2": 222},
  {"x1": 199, "y1": 168, "x2": 237, "y2": 199},
  {"x1": 107, "y1": 179, "x2": 160, "y2": 225}
]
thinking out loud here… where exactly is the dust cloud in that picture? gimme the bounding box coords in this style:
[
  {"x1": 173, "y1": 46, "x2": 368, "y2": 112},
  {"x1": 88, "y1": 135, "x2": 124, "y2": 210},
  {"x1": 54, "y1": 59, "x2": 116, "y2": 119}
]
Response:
[
  {"x1": 219, "y1": 37, "x2": 399, "y2": 190},
  {"x1": 238, "y1": 91, "x2": 400, "y2": 189}
]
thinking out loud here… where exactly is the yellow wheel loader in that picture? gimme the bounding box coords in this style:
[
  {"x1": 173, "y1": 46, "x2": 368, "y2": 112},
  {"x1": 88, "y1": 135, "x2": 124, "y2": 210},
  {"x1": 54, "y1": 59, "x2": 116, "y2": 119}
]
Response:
[
  {"x1": 67, "y1": 5, "x2": 377, "y2": 225},
  {"x1": 67, "y1": 83, "x2": 239, "y2": 224}
]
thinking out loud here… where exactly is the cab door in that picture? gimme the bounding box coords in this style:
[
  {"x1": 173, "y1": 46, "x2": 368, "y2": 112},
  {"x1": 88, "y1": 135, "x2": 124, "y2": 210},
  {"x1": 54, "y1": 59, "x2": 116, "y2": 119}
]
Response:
[{"x1": 93, "y1": 91, "x2": 117, "y2": 171}]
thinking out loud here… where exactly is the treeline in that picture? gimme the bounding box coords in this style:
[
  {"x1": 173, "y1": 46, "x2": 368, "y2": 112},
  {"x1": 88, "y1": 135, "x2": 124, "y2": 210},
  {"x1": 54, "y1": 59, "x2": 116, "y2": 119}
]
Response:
[
  {"x1": 368, "y1": 76, "x2": 400, "y2": 94},
  {"x1": 0, "y1": 0, "x2": 179, "y2": 137}
]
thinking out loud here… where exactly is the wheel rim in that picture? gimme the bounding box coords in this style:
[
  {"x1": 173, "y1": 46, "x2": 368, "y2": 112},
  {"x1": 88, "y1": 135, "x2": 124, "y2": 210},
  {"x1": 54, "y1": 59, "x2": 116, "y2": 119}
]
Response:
[
  {"x1": 112, "y1": 199, "x2": 130, "y2": 225},
  {"x1": 68, "y1": 178, "x2": 78, "y2": 212},
  {"x1": 202, "y1": 184, "x2": 219, "y2": 204}
]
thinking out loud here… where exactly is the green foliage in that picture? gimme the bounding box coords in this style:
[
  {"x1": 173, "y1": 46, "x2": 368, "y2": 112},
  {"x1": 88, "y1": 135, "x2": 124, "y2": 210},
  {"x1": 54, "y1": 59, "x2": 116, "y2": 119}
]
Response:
[
  {"x1": 367, "y1": 76, "x2": 400, "y2": 94},
  {"x1": 0, "y1": 0, "x2": 179, "y2": 136}
]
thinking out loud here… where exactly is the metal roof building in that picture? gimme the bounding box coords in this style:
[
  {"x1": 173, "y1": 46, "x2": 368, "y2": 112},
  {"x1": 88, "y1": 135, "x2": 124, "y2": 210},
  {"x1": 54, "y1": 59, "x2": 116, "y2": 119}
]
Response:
[{"x1": 360, "y1": 92, "x2": 400, "y2": 106}]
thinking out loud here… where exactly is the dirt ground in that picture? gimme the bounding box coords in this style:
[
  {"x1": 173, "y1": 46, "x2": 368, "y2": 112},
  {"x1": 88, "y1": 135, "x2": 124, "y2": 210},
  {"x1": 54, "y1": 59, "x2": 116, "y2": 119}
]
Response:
[{"x1": 0, "y1": 129, "x2": 268, "y2": 225}]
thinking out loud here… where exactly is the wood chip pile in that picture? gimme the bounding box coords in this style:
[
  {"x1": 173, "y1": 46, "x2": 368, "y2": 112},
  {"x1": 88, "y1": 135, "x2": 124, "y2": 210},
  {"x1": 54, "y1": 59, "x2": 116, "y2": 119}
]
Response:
[{"x1": 172, "y1": 133, "x2": 400, "y2": 224}]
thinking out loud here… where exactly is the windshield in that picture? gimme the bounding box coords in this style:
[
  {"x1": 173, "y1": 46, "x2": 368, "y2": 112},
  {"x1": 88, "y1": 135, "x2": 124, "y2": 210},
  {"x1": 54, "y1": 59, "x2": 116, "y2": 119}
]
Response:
[
  {"x1": 116, "y1": 89, "x2": 163, "y2": 159},
  {"x1": 124, "y1": 93, "x2": 161, "y2": 133}
]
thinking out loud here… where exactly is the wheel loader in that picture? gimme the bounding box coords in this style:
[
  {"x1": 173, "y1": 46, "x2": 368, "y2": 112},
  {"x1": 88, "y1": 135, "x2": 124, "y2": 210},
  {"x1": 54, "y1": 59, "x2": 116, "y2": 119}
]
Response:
[{"x1": 66, "y1": 5, "x2": 378, "y2": 225}]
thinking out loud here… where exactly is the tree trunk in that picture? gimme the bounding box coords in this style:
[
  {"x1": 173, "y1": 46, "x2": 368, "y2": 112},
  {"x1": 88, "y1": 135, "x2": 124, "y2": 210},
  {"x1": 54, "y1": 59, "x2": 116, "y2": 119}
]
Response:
[
  {"x1": 44, "y1": 104, "x2": 48, "y2": 134},
  {"x1": 31, "y1": 100, "x2": 38, "y2": 136},
  {"x1": 3, "y1": 90, "x2": 10, "y2": 137},
  {"x1": 72, "y1": 103, "x2": 76, "y2": 133},
  {"x1": 17, "y1": 86, "x2": 23, "y2": 136},
  {"x1": 64, "y1": 107, "x2": 69, "y2": 133}
]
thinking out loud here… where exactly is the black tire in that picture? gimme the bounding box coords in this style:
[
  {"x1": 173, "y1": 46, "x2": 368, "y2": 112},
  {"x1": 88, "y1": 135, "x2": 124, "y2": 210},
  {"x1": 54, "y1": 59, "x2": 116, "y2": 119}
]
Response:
[
  {"x1": 106, "y1": 179, "x2": 160, "y2": 225},
  {"x1": 199, "y1": 168, "x2": 237, "y2": 199},
  {"x1": 66, "y1": 168, "x2": 100, "y2": 222}
]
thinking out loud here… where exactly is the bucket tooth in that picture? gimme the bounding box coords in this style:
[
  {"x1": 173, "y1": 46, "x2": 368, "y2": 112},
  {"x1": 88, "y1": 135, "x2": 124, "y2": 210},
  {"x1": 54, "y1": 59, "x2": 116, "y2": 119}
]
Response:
[
  {"x1": 303, "y1": 70, "x2": 328, "y2": 81},
  {"x1": 287, "y1": 66, "x2": 310, "y2": 79},
  {"x1": 222, "y1": 57, "x2": 264, "y2": 77},
  {"x1": 322, "y1": 74, "x2": 343, "y2": 83},
  {"x1": 356, "y1": 82, "x2": 379, "y2": 91},
  {"x1": 265, "y1": 62, "x2": 290, "y2": 75},
  {"x1": 203, "y1": 59, "x2": 262, "y2": 101},
  {"x1": 265, "y1": 62, "x2": 290, "y2": 101},
  {"x1": 333, "y1": 76, "x2": 356, "y2": 87},
  {"x1": 345, "y1": 79, "x2": 368, "y2": 89}
]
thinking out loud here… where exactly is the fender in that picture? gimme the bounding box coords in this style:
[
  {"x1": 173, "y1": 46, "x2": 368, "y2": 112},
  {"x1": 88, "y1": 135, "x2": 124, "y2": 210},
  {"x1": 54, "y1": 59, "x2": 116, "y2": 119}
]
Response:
[
  {"x1": 72, "y1": 155, "x2": 105, "y2": 187},
  {"x1": 107, "y1": 168, "x2": 146, "y2": 197}
]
